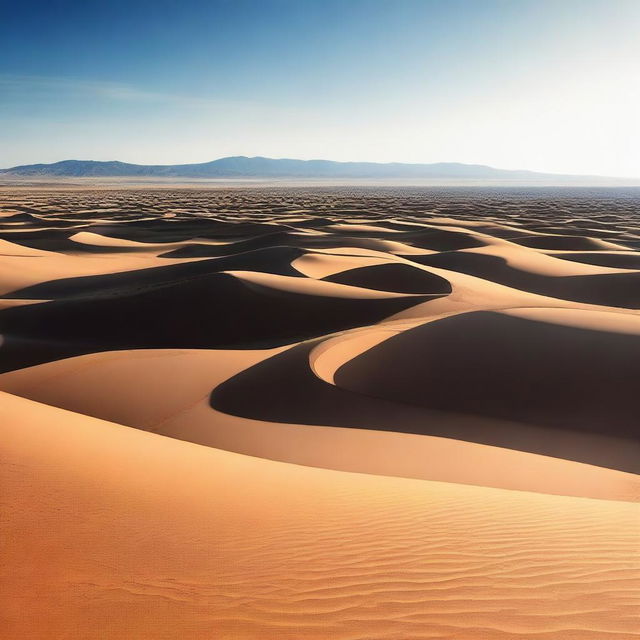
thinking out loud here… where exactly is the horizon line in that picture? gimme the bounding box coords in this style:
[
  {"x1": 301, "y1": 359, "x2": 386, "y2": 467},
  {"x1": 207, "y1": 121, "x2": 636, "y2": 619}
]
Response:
[{"x1": 4, "y1": 155, "x2": 639, "y2": 180}]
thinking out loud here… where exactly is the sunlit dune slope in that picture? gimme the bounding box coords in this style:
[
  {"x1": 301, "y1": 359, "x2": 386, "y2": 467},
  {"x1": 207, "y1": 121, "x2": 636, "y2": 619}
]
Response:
[{"x1": 2, "y1": 391, "x2": 639, "y2": 640}]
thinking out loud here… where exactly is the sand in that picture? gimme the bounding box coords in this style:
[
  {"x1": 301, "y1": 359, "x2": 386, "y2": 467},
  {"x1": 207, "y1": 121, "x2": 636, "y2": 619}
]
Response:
[{"x1": 1, "y1": 185, "x2": 639, "y2": 639}]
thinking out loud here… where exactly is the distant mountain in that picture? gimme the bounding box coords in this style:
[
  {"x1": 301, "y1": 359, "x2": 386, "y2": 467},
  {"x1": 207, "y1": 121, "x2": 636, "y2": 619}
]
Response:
[{"x1": 0, "y1": 156, "x2": 623, "y2": 183}]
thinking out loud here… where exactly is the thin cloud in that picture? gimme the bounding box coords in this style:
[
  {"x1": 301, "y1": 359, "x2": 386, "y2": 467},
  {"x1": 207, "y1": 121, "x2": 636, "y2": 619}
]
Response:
[{"x1": 0, "y1": 74, "x2": 227, "y2": 109}]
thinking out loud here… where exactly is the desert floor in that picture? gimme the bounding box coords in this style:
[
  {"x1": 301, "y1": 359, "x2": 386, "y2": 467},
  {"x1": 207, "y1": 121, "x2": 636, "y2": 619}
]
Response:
[{"x1": 1, "y1": 185, "x2": 639, "y2": 639}]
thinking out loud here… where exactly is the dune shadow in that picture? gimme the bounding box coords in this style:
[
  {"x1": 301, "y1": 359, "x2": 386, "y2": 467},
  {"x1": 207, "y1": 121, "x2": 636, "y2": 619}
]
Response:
[{"x1": 210, "y1": 317, "x2": 640, "y2": 474}]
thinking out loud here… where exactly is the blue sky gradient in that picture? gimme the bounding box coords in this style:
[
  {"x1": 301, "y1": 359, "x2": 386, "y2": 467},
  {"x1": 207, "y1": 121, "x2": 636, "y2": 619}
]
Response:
[{"x1": 1, "y1": 0, "x2": 638, "y2": 176}]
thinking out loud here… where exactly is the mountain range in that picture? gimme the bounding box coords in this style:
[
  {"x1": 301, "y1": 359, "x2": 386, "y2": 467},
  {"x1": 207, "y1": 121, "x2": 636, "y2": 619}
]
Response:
[{"x1": 0, "y1": 156, "x2": 633, "y2": 184}]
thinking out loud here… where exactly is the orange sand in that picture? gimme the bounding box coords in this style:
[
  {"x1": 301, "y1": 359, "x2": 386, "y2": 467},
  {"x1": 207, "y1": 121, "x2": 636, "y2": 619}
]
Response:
[{"x1": 1, "y1": 186, "x2": 639, "y2": 639}]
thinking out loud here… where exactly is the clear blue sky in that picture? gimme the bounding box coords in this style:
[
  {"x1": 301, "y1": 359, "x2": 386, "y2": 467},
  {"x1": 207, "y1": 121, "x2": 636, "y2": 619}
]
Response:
[{"x1": 1, "y1": 0, "x2": 638, "y2": 176}]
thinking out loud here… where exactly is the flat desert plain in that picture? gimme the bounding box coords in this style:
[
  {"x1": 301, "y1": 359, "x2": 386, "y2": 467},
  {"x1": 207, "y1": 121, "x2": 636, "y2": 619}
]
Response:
[{"x1": 1, "y1": 185, "x2": 639, "y2": 639}]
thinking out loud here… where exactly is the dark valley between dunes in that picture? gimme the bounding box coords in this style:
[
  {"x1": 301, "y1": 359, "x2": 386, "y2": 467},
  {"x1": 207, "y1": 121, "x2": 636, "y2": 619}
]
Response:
[{"x1": 1, "y1": 185, "x2": 639, "y2": 639}]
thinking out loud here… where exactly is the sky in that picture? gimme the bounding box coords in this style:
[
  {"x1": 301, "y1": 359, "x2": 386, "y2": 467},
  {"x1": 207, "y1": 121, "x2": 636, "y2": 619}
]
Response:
[{"x1": 1, "y1": 0, "x2": 639, "y2": 177}]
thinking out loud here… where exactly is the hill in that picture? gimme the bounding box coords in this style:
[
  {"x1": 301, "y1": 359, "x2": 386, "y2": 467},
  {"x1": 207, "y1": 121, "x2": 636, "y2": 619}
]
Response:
[{"x1": 0, "y1": 156, "x2": 611, "y2": 183}]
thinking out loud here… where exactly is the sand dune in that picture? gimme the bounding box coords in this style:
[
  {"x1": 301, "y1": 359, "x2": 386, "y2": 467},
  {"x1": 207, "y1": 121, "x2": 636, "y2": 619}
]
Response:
[
  {"x1": 333, "y1": 308, "x2": 640, "y2": 439},
  {"x1": 465, "y1": 240, "x2": 629, "y2": 276},
  {"x1": 0, "y1": 346, "x2": 637, "y2": 502},
  {"x1": 0, "y1": 261, "x2": 423, "y2": 371},
  {"x1": 292, "y1": 251, "x2": 394, "y2": 278},
  {"x1": 550, "y1": 250, "x2": 640, "y2": 269},
  {"x1": 2, "y1": 391, "x2": 640, "y2": 640},
  {"x1": 411, "y1": 250, "x2": 640, "y2": 308},
  {"x1": 324, "y1": 261, "x2": 453, "y2": 293},
  {"x1": 1, "y1": 186, "x2": 639, "y2": 639},
  {"x1": 511, "y1": 233, "x2": 630, "y2": 251}
]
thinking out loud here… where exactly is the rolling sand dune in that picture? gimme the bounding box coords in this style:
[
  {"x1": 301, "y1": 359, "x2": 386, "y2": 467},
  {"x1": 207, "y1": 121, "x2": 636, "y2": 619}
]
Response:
[
  {"x1": 333, "y1": 308, "x2": 640, "y2": 439},
  {"x1": 324, "y1": 262, "x2": 453, "y2": 293},
  {"x1": 1, "y1": 345, "x2": 638, "y2": 502},
  {"x1": 0, "y1": 267, "x2": 424, "y2": 371},
  {"x1": 549, "y1": 250, "x2": 640, "y2": 269},
  {"x1": 2, "y1": 392, "x2": 639, "y2": 640},
  {"x1": 511, "y1": 233, "x2": 630, "y2": 251},
  {"x1": 1, "y1": 186, "x2": 639, "y2": 639},
  {"x1": 412, "y1": 250, "x2": 640, "y2": 308}
]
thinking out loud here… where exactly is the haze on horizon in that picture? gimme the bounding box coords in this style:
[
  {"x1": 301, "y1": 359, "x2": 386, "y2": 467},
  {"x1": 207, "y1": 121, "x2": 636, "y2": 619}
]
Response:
[{"x1": 1, "y1": 0, "x2": 638, "y2": 178}]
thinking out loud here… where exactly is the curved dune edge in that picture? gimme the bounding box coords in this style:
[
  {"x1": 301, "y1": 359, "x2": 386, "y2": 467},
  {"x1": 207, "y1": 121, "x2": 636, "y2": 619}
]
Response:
[
  {"x1": 384, "y1": 257, "x2": 640, "y2": 320},
  {"x1": 290, "y1": 245, "x2": 640, "y2": 322},
  {"x1": 2, "y1": 390, "x2": 639, "y2": 640},
  {"x1": 331, "y1": 307, "x2": 640, "y2": 442},
  {"x1": 0, "y1": 348, "x2": 637, "y2": 502},
  {"x1": 0, "y1": 241, "x2": 205, "y2": 296},
  {"x1": 292, "y1": 251, "x2": 393, "y2": 278},
  {"x1": 211, "y1": 341, "x2": 639, "y2": 475},
  {"x1": 309, "y1": 306, "x2": 640, "y2": 389},
  {"x1": 464, "y1": 241, "x2": 631, "y2": 276},
  {"x1": 549, "y1": 250, "x2": 640, "y2": 269},
  {"x1": 511, "y1": 233, "x2": 631, "y2": 251},
  {"x1": 406, "y1": 251, "x2": 640, "y2": 310},
  {"x1": 309, "y1": 327, "x2": 396, "y2": 384},
  {"x1": 501, "y1": 306, "x2": 640, "y2": 334},
  {"x1": 68, "y1": 230, "x2": 193, "y2": 251},
  {"x1": 223, "y1": 269, "x2": 425, "y2": 299}
]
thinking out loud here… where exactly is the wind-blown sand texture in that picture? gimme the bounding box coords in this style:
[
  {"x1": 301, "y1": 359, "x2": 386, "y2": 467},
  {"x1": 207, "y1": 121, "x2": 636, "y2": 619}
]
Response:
[{"x1": 1, "y1": 186, "x2": 639, "y2": 639}]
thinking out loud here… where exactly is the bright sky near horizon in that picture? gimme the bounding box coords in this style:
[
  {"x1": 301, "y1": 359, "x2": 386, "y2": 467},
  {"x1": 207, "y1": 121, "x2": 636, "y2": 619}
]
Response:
[{"x1": 1, "y1": 0, "x2": 638, "y2": 177}]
